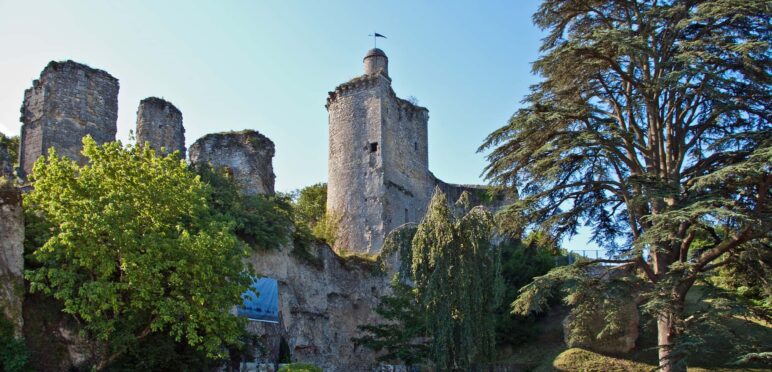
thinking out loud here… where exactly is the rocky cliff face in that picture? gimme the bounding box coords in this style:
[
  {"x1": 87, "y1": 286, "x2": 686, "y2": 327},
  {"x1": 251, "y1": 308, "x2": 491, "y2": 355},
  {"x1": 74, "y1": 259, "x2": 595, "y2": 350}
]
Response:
[
  {"x1": 247, "y1": 243, "x2": 396, "y2": 371},
  {"x1": 189, "y1": 131, "x2": 275, "y2": 195},
  {"x1": 19, "y1": 60, "x2": 119, "y2": 179},
  {"x1": 135, "y1": 97, "x2": 185, "y2": 157},
  {"x1": 0, "y1": 186, "x2": 24, "y2": 336}
]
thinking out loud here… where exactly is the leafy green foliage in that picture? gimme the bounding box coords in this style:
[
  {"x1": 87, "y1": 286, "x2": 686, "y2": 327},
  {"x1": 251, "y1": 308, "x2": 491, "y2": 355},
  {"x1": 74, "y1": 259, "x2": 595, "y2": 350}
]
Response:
[
  {"x1": 480, "y1": 1, "x2": 771, "y2": 370},
  {"x1": 193, "y1": 163, "x2": 293, "y2": 250},
  {"x1": 359, "y1": 189, "x2": 503, "y2": 370},
  {"x1": 291, "y1": 183, "x2": 339, "y2": 245},
  {"x1": 495, "y1": 238, "x2": 557, "y2": 347},
  {"x1": 412, "y1": 189, "x2": 504, "y2": 371},
  {"x1": 352, "y1": 279, "x2": 430, "y2": 365},
  {"x1": 24, "y1": 137, "x2": 252, "y2": 368},
  {"x1": 0, "y1": 314, "x2": 29, "y2": 372},
  {"x1": 277, "y1": 363, "x2": 322, "y2": 372},
  {"x1": 0, "y1": 132, "x2": 19, "y2": 165},
  {"x1": 104, "y1": 332, "x2": 216, "y2": 372}
]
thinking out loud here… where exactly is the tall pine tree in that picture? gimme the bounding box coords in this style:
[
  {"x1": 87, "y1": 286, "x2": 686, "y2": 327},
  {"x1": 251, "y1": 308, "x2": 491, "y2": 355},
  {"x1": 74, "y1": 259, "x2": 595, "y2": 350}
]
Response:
[{"x1": 480, "y1": 1, "x2": 770, "y2": 371}]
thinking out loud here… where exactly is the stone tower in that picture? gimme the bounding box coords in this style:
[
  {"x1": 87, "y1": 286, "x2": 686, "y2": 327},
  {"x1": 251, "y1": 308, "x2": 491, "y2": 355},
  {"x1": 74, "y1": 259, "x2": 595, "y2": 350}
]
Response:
[
  {"x1": 19, "y1": 60, "x2": 119, "y2": 179},
  {"x1": 189, "y1": 130, "x2": 276, "y2": 196},
  {"x1": 326, "y1": 49, "x2": 434, "y2": 255},
  {"x1": 135, "y1": 97, "x2": 185, "y2": 157}
]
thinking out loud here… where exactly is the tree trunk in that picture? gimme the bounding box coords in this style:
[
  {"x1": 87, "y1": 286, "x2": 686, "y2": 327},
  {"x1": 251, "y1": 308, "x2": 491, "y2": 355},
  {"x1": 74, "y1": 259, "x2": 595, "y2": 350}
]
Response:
[{"x1": 657, "y1": 306, "x2": 685, "y2": 372}]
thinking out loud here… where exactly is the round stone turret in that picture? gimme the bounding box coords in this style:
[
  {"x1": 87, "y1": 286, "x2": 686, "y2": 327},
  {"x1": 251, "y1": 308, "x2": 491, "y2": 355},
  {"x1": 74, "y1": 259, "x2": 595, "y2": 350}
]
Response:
[{"x1": 363, "y1": 48, "x2": 388, "y2": 77}]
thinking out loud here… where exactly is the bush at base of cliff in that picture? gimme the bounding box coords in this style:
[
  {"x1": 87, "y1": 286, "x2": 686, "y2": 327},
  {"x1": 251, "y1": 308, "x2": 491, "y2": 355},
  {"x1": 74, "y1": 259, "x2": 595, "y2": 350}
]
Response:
[
  {"x1": 0, "y1": 313, "x2": 29, "y2": 372},
  {"x1": 277, "y1": 362, "x2": 323, "y2": 372}
]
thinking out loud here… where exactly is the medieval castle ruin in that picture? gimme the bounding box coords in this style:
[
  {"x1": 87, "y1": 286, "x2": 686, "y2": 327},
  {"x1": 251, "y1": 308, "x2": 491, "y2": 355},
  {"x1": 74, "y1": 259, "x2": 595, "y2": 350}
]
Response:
[
  {"x1": 327, "y1": 48, "x2": 496, "y2": 255},
  {"x1": 0, "y1": 49, "x2": 497, "y2": 370}
]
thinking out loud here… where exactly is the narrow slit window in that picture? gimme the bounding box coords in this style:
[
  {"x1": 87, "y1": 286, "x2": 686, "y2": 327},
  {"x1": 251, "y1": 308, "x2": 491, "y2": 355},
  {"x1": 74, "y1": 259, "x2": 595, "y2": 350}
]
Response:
[
  {"x1": 414, "y1": 142, "x2": 418, "y2": 151},
  {"x1": 405, "y1": 208, "x2": 409, "y2": 223},
  {"x1": 369, "y1": 142, "x2": 378, "y2": 152}
]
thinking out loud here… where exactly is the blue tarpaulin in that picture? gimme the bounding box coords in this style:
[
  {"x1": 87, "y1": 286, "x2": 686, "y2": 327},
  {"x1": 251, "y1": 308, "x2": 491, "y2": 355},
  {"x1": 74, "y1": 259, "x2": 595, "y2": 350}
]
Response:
[{"x1": 237, "y1": 277, "x2": 279, "y2": 323}]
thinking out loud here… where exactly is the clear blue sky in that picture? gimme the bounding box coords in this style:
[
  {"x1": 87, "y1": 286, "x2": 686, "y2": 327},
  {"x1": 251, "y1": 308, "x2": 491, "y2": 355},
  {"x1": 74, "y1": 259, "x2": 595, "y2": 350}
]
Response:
[{"x1": 0, "y1": 0, "x2": 601, "y2": 253}]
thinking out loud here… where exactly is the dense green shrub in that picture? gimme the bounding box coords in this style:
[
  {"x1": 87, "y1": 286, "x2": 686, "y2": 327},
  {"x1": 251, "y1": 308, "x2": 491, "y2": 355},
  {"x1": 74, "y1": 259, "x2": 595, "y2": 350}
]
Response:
[
  {"x1": 193, "y1": 163, "x2": 293, "y2": 250},
  {"x1": 0, "y1": 314, "x2": 29, "y2": 372},
  {"x1": 495, "y1": 238, "x2": 557, "y2": 347},
  {"x1": 277, "y1": 363, "x2": 322, "y2": 372}
]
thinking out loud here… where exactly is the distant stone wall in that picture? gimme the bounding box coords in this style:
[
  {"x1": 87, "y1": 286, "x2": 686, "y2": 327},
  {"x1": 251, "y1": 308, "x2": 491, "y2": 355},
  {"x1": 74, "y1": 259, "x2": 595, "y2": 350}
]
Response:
[
  {"x1": 135, "y1": 97, "x2": 185, "y2": 157},
  {"x1": 19, "y1": 60, "x2": 119, "y2": 179},
  {"x1": 434, "y1": 177, "x2": 510, "y2": 211},
  {"x1": 0, "y1": 186, "x2": 24, "y2": 335},
  {"x1": 189, "y1": 130, "x2": 275, "y2": 195}
]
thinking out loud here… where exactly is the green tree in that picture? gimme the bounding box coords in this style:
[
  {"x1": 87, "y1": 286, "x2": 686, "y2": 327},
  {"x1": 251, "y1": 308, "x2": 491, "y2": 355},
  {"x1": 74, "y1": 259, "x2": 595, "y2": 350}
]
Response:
[
  {"x1": 352, "y1": 278, "x2": 430, "y2": 366},
  {"x1": 291, "y1": 183, "x2": 339, "y2": 245},
  {"x1": 0, "y1": 132, "x2": 19, "y2": 163},
  {"x1": 495, "y1": 238, "x2": 557, "y2": 347},
  {"x1": 193, "y1": 163, "x2": 293, "y2": 250},
  {"x1": 24, "y1": 137, "x2": 252, "y2": 370},
  {"x1": 293, "y1": 183, "x2": 326, "y2": 229},
  {"x1": 357, "y1": 189, "x2": 503, "y2": 370},
  {"x1": 480, "y1": 1, "x2": 770, "y2": 370}
]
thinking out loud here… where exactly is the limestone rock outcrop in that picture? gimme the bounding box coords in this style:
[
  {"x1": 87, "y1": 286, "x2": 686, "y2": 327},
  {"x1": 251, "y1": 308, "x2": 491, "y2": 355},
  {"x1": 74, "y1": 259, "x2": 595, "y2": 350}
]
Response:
[
  {"x1": 135, "y1": 97, "x2": 185, "y2": 157},
  {"x1": 189, "y1": 130, "x2": 275, "y2": 195},
  {"x1": 247, "y1": 242, "x2": 394, "y2": 371},
  {"x1": 0, "y1": 186, "x2": 24, "y2": 335},
  {"x1": 19, "y1": 60, "x2": 119, "y2": 179}
]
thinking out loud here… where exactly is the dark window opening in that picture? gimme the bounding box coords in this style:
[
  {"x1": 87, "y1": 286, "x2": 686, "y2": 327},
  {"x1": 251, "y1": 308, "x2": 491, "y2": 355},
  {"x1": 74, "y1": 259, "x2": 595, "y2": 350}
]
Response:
[
  {"x1": 405, "y1": 208, "x2": 409, "y2": 223},
  {"x1": 369, "y1": 142, "x2": 378, "y2": 152},
  {"x1": 414, "y1": 142, "x2": 418, "y2": 151}
]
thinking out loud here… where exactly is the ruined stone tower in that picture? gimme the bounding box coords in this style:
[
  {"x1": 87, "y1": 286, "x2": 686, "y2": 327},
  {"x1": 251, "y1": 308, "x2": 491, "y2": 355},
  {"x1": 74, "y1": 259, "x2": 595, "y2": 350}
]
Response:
[
  {"x1": 326, "y1": 49, "x2": 434, "y2": 255},
  {"x1": 189, "y1": 130, "x2": 276, "y2": 196},
  {"x1": 19, "y1": 61, "x2": 119, "y2": 179},
  {"x1": 135, "y1": 97, "x2": 185, "y2": 157}
]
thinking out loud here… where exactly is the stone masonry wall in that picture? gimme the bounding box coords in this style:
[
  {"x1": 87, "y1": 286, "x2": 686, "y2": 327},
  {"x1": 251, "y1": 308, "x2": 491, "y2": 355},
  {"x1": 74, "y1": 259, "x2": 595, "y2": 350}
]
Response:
[
  {"x1": 381, "y1": 95, "x2": 433, "y2": 235},
  {"x1": 0, "y1": 186, "x2": 24, "y2": 336},
  {"x1": 326, "y1": 74, "x2": 389, "y2": 254},
  {"x1": 189, "y1": 130, "x2": 275, "y2": 195},
  {"x1": 19, "y1": 60, "x2": 119, "y2": 179},
  {"x1": 247, "y1": 242, "x2": 395, "y2": 372},
  {"x1": 135, "y1": 97, "x2": 185, "y2": 157},
  {"x1": 327, "y1": 49, "x2": 509, "y2": 255}
]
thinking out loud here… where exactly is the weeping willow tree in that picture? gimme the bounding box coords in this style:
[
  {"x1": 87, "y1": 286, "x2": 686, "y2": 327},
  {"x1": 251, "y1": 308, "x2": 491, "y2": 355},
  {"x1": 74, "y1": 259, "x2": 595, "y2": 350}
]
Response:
[
  {"x1": 355, "y1": 189, "x2": 503, "y2": 371},
  {"x1": 479, "y1": 1, "x2": 770, "y2": 371}
]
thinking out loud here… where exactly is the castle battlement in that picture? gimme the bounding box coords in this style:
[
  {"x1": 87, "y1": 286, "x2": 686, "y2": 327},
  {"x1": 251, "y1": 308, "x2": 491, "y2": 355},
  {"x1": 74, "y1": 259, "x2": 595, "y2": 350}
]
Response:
[{"x1": 326, "y1": 48, "x2": 505, "y2": 255}]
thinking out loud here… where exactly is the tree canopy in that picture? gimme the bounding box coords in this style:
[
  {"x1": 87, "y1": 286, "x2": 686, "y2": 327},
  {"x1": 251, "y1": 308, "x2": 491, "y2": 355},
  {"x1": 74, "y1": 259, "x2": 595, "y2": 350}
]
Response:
[
  {"x1": 480, "y1": 1, "x2": 770, "y2": 370},
  {"x1": 355, "y1": 189, "x2": 503, "y2": 371},
  {"x1": 24, "y1": 137, "x2": 252, "y2": 369}
]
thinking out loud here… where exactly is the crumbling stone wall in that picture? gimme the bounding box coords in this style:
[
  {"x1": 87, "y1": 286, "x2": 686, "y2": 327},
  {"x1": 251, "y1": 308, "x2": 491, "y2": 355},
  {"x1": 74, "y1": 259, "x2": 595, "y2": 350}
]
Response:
[
  {"x1": 0, "y1": 186, "x2": 24, "y2": 336},
  {"x1": 189, "y1": 130, "x2": 275, "y2": 195},
  {"x1": 18, "y1": 60, "x2": 119, "y2": 179},
  {"x1": 135, "y1": 97, "x2": 185, "y2": 157},
  {"x1": 247, "y1": 241, "x2": 396, "y2": 371}
]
